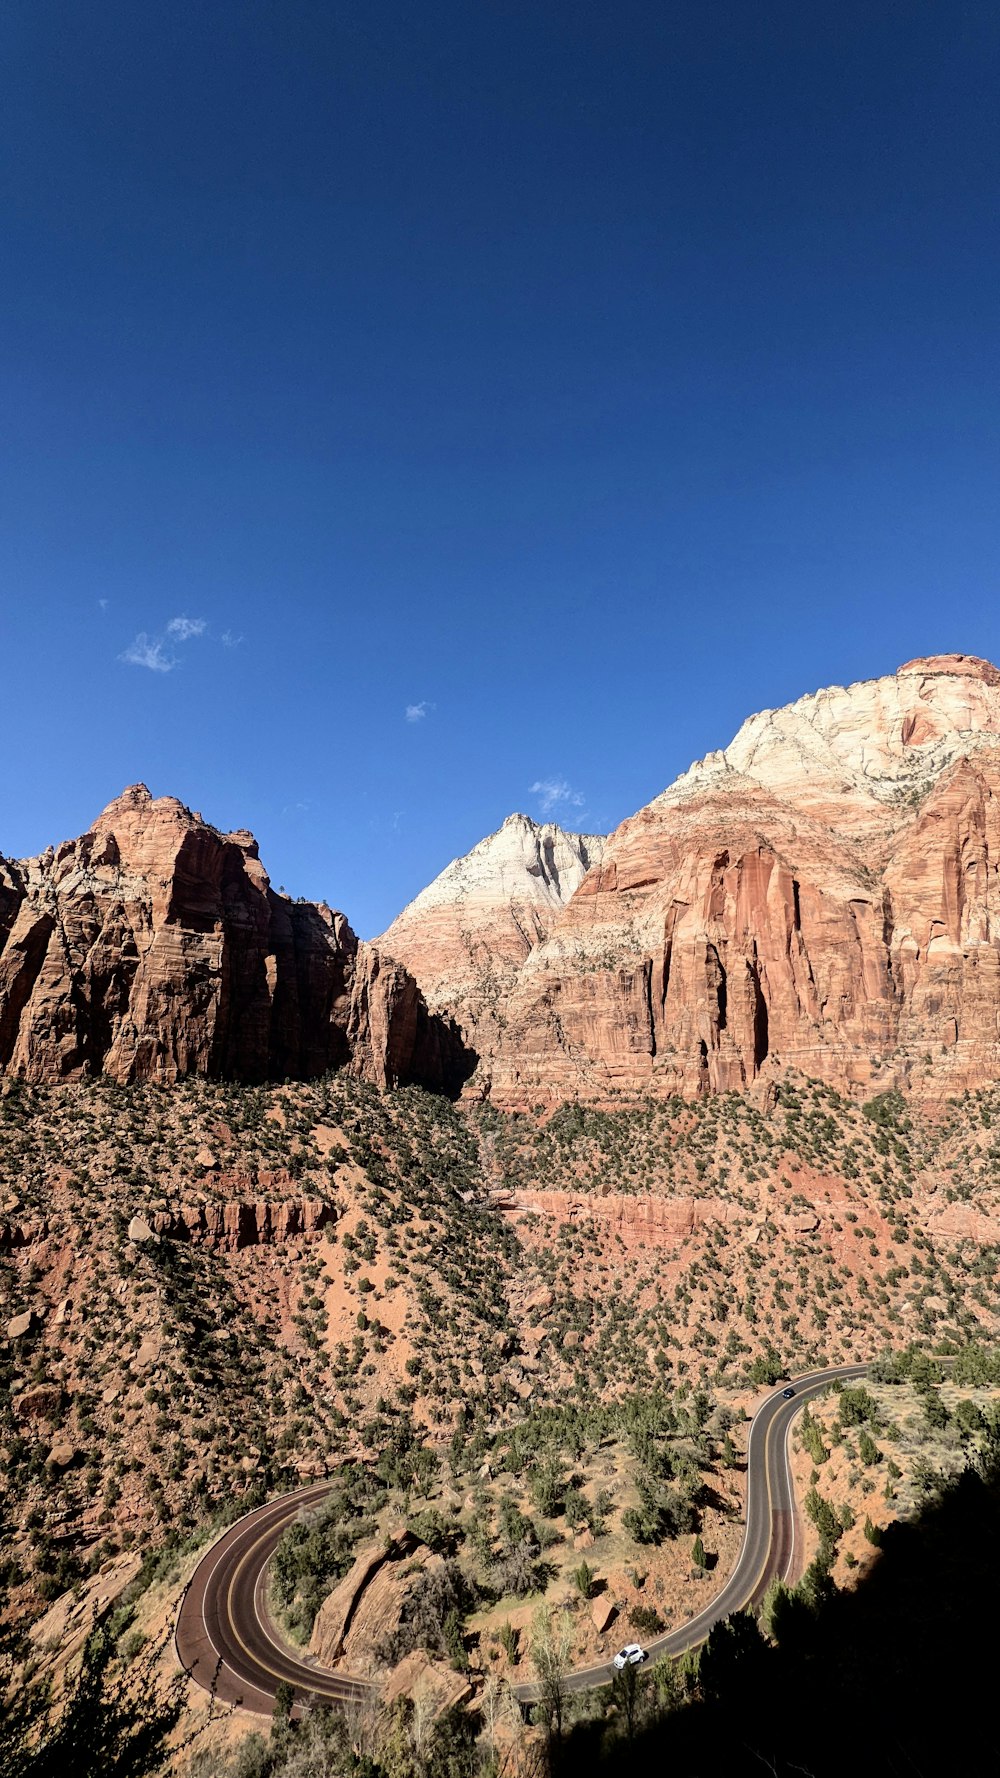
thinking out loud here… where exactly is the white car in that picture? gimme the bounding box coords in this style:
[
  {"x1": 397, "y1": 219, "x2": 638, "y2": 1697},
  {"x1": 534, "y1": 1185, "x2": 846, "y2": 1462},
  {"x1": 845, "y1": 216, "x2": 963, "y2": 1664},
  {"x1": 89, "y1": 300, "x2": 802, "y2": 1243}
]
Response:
[{"x1": 612, "y1": 1643, "x2": 647, "y2": 1670}]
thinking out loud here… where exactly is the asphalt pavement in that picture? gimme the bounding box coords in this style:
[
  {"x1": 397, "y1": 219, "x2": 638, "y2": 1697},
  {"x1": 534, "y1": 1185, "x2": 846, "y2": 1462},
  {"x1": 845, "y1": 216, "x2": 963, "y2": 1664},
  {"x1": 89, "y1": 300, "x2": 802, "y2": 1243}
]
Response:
[{"x1": 174, "y1": 1361, "x2": 868, "y2": 1714}]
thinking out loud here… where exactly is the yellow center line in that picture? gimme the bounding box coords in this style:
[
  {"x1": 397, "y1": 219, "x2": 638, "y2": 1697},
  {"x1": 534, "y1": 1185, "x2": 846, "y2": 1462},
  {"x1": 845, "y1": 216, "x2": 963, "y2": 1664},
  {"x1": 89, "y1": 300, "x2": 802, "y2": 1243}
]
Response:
[
  {"x1": 665, "y1": 1363, "x2": 865, "y2": 1651},
  {"x1": 223, "y1": 1511, "x2": 361, "y2": 1697},
  {"x1": 201, "y1": 1361, "x2": 877, "y2": 1703}
]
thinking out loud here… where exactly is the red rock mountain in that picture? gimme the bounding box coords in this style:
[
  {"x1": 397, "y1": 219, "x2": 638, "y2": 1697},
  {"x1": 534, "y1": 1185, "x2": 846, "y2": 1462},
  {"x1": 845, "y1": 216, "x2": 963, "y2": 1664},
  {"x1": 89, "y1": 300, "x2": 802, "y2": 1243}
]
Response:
[
  {"x1": 7, "y1": 655, "x2": 1000, "y2": 1107},
  {"x1": 379, "y1": 813, "x2": 604, "y2": 1058},
  {"x1": 385, "y1": 654, "x2": 1000, "y2": 1106},
  {"x1": 0, "y1": 786, "x2": 467, "y2": 1092}
]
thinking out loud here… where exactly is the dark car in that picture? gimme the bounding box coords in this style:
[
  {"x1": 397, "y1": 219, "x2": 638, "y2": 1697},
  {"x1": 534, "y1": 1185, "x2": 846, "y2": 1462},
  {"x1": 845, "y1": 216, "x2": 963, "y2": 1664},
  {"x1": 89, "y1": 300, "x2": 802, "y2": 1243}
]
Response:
[{"x1": 782, "y1": 1386, "x2": 795, "y2": 1399}]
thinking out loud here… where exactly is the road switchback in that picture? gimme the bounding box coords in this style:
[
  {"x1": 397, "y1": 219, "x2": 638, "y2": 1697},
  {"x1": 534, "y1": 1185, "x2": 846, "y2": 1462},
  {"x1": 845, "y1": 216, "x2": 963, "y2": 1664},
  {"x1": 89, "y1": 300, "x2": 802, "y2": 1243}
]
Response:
[{"x1": 175, "y1": 1361, "x2": 867, "y2": 1713}]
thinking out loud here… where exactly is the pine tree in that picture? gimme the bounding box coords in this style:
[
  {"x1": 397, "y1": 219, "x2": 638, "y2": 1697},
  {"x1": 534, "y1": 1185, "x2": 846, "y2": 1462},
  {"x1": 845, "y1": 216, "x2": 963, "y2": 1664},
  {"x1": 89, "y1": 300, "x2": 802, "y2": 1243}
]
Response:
[
  {"x1": 858, "y1": 1428, "x2": 881, "y2": 1466},
  {"x1": 571, "y1": 1560, "x2": 596, "y2": 1599}
]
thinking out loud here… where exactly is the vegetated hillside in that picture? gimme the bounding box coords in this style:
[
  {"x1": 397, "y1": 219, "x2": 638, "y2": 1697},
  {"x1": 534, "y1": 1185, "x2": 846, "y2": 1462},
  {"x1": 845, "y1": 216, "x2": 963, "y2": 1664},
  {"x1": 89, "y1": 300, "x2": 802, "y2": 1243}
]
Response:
[
  {"x1": 478, "y1": 1077, "x2": 1000, "y2": 1376},
  {"x1": 555, "y1": 1347, "x2": 1000, "y2": 1778},
  {"x1": 4, "y1": 1069, "x2": 1000, "y2": 1653},
  {"x1": 269, "y1": 1367, "x2": 747, "y2": 1679},
  {"x1": 787, "y1": 1353, "x2": 1000, "y2": 1594},
  {"x1": 99, "y1": 1352, "x2": 1000, "y2": 1778},
  {"x1": 0, "y1": 1076, "x2": 516, "y2": 1629}
]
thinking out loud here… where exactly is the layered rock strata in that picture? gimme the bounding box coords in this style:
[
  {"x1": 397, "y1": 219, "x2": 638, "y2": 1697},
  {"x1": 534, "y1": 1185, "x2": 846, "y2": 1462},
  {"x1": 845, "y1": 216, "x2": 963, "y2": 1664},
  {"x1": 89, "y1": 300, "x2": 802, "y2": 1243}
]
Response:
[
  {"x1": 0, "y1": 786, "x2": 468, "y2": 1093},
  {"x1": 379, "y1": 813, "x2": 603, "y2": 1056},
  {"x1": 309, "y1": 1528, "x2": 420, "y2": 1666},
  {"x1": 141, "y1": 1196, "x2": 337, "y2": 1250},
  {"x1": 475, "y1": 656, "x2": 1000, "y2": 1104},
  {"x1": 8, "y1": 655, "x2": 1000, "y2": 1109}
]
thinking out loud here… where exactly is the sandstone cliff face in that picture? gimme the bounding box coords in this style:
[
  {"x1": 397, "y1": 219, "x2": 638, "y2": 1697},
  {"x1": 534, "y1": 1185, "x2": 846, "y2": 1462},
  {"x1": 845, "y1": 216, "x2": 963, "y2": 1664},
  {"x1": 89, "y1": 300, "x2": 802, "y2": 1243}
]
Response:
[
  {"x1": 145, "y1": 1195, "x2": 338, "y2": 1249},
  {"x1": 9, "y1": 655, "x2": 1000, "y2": 1108},
  {"x1": 0, "y1": 786, "x2": 467, "y2": 1093},
  {"x1": 0, "y1": 1195, "x2": 337, "y2": 1254},
  {"x1": 665, "y1": 652, "x2": 1000, "y2": 833},
  {"x1": 471, "y1": 655, "x2": 1000, "y2": 1104},
  {"x1": 378, "y1": 813, "x2": 604, "y2": 1057}
]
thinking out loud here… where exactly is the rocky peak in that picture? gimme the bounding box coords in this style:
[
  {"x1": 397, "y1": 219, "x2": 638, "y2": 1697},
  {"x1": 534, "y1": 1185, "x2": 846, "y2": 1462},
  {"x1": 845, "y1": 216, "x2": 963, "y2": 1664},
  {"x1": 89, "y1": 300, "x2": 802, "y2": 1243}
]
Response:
[
  {"x1": 390, "y1": 814, "x2": 604, "y2": 922},
  {"x1": 90, "y1": 784, "x2": 262, "y2": 845},
  {"x1": 91, "y1": 783, "x2": 195, "y2": 839},
  {"x1": 377, "y1": 815, "x2": 605, "y2": 1060},
  {"x1": 0, "y1": 790, "x2": 468, "y2": 1095},
  {"x1": 662, "y1": 655, "x2": 1000, "y2": 832},
  {"x1": 97, "y1": 781, "x2": 153, "y2": 813},
  {"x1": 898, "y1": 653, "x2": 1000, "y2": 684}
]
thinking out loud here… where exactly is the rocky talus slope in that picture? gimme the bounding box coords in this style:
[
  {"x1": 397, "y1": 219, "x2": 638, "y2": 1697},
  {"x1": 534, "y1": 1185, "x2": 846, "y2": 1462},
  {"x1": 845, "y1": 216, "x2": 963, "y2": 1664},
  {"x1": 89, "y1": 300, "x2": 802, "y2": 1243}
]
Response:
[
  {"x1": 378, "y1": 813, "x2": 603, "y2": 1058},
  {"x1": 471, "y1": 654, "x2": 1000, "y2": 1104},
  {"x1": 0, "y1": 785, "x2": 467, "y2": 1092}
]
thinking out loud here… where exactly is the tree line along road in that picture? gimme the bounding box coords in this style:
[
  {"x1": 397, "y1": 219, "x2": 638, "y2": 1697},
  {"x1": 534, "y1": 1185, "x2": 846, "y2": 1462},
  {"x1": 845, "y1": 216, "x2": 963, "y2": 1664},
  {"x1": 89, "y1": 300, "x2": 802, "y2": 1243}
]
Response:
[{"x1": 174, "y1": 1361, "x2": 868, "y2": 1714}]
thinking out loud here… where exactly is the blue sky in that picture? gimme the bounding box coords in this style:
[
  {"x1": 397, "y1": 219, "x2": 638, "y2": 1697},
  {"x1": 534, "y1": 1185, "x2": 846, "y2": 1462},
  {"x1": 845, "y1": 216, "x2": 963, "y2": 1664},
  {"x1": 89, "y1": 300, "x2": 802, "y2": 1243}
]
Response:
[{"x1": 2, "y1": 1, "x2": 999, "y2": 936}]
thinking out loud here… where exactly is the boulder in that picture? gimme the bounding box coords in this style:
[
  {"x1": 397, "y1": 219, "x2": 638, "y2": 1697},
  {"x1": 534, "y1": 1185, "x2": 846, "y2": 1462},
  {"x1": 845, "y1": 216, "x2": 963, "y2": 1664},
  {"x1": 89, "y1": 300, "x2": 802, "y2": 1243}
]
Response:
[
  {"x1": 925, "y1": 1204, "x2": 1000, "y2": 1244},
  {"x1": 13, "y1": 1383, "x2": 63, "y2": 1422},
  {"x1": 383, "y1": 1650, "x2": 472, "y2": 1718},
  {"x1": 28, "y1": 1553, "x2": 142, "y2": 1676},
  {"x1": 0, "y1": 1219, "x2": 47, "y2": 1254},
  {"x1": 7, "y1": 1308, "x2": 38, "y2": 1340},
  {"x1": 310, "y1": 1530, "x2": 418, "y2": 1667},
  {"x1": 339, "y1": 1548, "x2": 446, "y2": 1670},
  {"x1": 591, "y1": 1596, "x2": 616, "y2": 1633},
  {"x1": 780, "y1": 1210, "x2": 820, "y2": 1235}
]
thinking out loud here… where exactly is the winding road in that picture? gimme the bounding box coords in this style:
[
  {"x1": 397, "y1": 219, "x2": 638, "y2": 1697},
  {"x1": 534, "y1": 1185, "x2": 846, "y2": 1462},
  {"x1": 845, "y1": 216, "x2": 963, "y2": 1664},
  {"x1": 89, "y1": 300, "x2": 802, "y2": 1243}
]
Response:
[{"x1": 175, "y1": 1361, "x2": 866, "y2": 1714}]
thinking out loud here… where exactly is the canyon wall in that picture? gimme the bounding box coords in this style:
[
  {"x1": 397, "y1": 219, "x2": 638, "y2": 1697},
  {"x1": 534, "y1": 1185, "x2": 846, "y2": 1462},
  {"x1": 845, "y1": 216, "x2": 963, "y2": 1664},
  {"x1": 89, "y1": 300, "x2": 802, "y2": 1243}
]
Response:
[
  {"x1": 379, "y1": 655, "x2": 1000, "y2": 1107},
  {"x1": 484, "y1": 658, "x2": 1000, "y2": 1105},
  {"x1": 0, "y1": 786, "x2": 469, "y2": 1094},
  {"x1": 7, "y1": 655, "x2": 1000, "y2": 1109}
]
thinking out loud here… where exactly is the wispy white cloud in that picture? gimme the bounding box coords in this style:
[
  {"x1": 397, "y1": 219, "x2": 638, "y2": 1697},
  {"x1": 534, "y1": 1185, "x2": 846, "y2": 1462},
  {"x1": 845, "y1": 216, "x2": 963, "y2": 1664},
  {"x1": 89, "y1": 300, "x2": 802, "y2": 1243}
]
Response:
[
  {"x1": 281, "y1": 800, "x2": 311, "y2": 816},
  {"x1": 405, "y1": 701, "x2": 434, "y2": 723},
  {"x1": 530, "y1": 777, "x2": 586, "y2": 815},
  {"x1": 166, "y1": 614, "x2": 207, "y2": 641},
  {"x1": 97, "y1": 597, "x2": 109, "y2": 612},
  {"x1": 120, "y1": 633, "x2": 177, "y2": 674},
  {"x1": 118, "y1": 612, "x2": 215, "y2": 672},
  {"x1": 221, "y1": 629, "x2": 244, "y2": 649}
]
